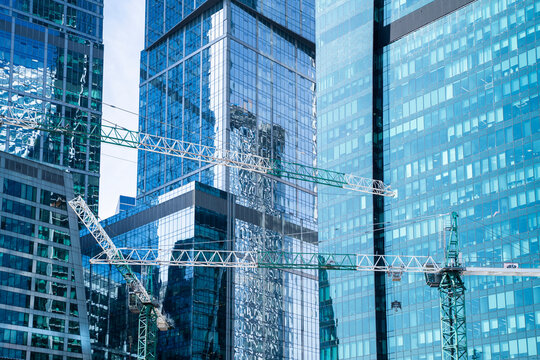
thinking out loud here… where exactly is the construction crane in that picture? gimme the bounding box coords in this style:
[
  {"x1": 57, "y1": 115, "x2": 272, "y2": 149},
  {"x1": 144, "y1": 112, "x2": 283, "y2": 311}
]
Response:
[
  {"x1": 0, "y1": 103, "x2": 396, "y2": 359},
  {"x1": 68, "y1": 196, "x2": 169, "y2": 360},
  {"x1": 82, "y1": 210, "x2": 540, "y2": 360},
  {"x1": 0, "y1": 104, "x2": 396, "y2": 197}
]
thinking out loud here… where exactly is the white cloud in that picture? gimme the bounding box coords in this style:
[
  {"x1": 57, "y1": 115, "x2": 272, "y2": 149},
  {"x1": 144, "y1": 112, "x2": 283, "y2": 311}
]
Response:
[{"x1": 99, "y1": 0, "x2": 145, "y2": 219}]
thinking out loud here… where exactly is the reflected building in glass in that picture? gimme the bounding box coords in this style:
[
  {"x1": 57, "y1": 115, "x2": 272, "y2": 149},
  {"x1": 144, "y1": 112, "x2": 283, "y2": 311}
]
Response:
[
  {"x1": 0, "y1": 151, "x2": 91, "y2": 360},
  {"x1": 0, "y1": 0, "x2": 104, "y2": 214},
  {"x1": 115, "y1": 195, "x2": 136, "y2": 214},
  {"x1": 82, "y1": 181, "x2": 318, "y2": 359},
  {"x1": 318, "y1": 0, "x2": 540, "y2": 359},
  {"x1": 82, "y1": 0, "x2": 318, "y2": 359}
]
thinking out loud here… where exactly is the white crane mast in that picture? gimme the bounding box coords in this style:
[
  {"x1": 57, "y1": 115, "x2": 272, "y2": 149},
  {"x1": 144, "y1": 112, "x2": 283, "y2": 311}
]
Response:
[{"x1": 68, "y1": 197, "x2": 169, "y2": 330}]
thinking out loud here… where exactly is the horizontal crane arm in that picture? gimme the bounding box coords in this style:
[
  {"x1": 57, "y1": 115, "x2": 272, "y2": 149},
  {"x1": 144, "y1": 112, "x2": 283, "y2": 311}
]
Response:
[
  {"x1": 89, "y1": 249, "x2": 540, "y2": 278},
  {"x1": 89, "y1": 248, "x2": 440, "y2": 273},
  {"x1": 462, "y1": 267, "x2": 540, "y2": 277},
  {"x1": 1, "y1": 105, "x2": 396, "y2": 197}
]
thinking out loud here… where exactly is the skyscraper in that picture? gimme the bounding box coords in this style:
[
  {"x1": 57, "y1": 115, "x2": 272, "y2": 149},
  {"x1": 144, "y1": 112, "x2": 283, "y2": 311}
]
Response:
[
  {"x1": 0, "y1": 151, "x2": 91, "y2": 360},
  {"x1": 109, "y1": 0, "x2": 318, "y2": 358},
  {"x1": 82, "y1": 180, "x2": 320, "y2": 359},
  {"x1": 318, "y1": 0, "x2": 540, "y2": 359},
  {"x1": 0, "y1": 0, "x2": 104, "y2": 213}
]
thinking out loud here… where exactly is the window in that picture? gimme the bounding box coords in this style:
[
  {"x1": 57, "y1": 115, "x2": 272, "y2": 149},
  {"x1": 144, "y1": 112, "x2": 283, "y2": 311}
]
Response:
[{"x1": 3, "y1": 179, "x2": 36, "y2": 201}]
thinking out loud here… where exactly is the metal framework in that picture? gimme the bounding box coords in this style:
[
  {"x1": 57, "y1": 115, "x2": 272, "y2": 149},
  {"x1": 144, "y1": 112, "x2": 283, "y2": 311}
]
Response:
[
  {"x1": 137, "y1": 298, "x2": 158, "y2": 360},
  {"x1": 89, "y1": 248, "x2": 441, "y2": 273},
  {"x1": 68, "y1": 197, "x2": 168, "y2": 360},
  {"x1": 84, "y1": 214, "x2": 540, "y2": 360},
  {"x1": 89, "y1": 248, "x2": 540, "y2": 277},
  {"x1": 71, "y1": 197, "x2": 540, "y2": 360},
  {"x1": 0, "y1": 104, "x2": 396, "y2": 197},
  {"x1": 439, "y1": 212, "x2": 467, "y2": 360}
]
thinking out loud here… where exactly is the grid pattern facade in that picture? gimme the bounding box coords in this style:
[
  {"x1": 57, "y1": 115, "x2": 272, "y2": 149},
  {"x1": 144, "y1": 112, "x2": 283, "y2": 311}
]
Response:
[
  {"x1": 137, "y1": 2, "x2": 318, "y2": 358},
  {"x1": 0, "y1": 151, "x2": 90, "y2": 360},
  {"x1": 83, "y1": 183, "x2": 228, "y2": 360},
  {"x1": 318, "y1": 0, "x2": 540, "y2": 359},
  {"x1": 382, "y1": 0, "x2": 540, "y2": 358},
  {"x1": 317, "y1": 0, "x2": 380, "y2": 359},
  {"x1": 0, "y1": 0, "x2": 104, "y2": 214},
  {"x1": 383, "y1": 0, "x2": 435, "y2": 25},
  {"x1": 82, "y1": 181, "x2": 318, "y2": 359}
]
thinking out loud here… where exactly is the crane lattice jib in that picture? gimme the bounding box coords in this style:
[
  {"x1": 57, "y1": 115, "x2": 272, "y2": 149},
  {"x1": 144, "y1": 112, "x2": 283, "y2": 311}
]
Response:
[
  {"x1": 88, "y1": 248, "x2": 540, "y2": 277},
  {"x1": 89, "y1": 248, "x2": 442, "y2": 273},
  {"x1": 0, "y1": 106, "x2": 396, "y2": 197},
  {"x1": 68, "y1": 197, "x2": 169, "y2": 328}
]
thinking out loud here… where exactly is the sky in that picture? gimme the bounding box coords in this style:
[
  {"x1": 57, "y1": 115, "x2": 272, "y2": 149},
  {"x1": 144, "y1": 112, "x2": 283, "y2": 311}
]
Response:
[{"x1": 98, "y1": 0, "x2": 145, "y2": 219}]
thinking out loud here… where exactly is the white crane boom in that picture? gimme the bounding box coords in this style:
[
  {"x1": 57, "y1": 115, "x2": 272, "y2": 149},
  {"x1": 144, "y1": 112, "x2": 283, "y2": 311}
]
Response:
[
  {"x1": 68, "y1": 197, "x2": 169, "y2": 330},
  {"x1": 89, "y1": 248, "x2": 440, "y2": 273},
  {"x1": 0, "y1": 104, "x2": 396, "y2": 197},
  {"x1": 462, "y1": 267, "x2": 540, "y2": 277},
  {"x1": 87, "y1": 248, "x2": 540, "y2": 278},
  {"x1": 0, "y1": 105, "x2": 40, "y2": 128}
]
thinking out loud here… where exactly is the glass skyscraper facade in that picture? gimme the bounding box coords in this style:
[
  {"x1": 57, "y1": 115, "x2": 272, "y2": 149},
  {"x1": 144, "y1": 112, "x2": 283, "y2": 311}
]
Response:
[
  {"x1": 0, "y1": 151, "x2": 91, "y2": 360},
  {"x1": 317, "y1": 0, "x2": 380, "y2": 358},
  {"x1": 318, "y1": 0, "x2": 540, "y2": 359},
  {"x1": 0, "y1": 0, "x2": 104, "y2": 213},
  {"x1": 82, "y1": 181, "x2": 319, "y2": 359},
  {"x1": 134, "y1": 1, "x2": 318, "y2": 358}
]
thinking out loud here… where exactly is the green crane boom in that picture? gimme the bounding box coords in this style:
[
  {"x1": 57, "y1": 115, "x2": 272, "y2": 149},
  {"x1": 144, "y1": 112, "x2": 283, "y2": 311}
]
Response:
[
  {"x1": 0, "y1": 104, "x2": 396, "y2": 197},
  {"x1": 439, "y1": 212, "x2": 467, "y2": 360}
]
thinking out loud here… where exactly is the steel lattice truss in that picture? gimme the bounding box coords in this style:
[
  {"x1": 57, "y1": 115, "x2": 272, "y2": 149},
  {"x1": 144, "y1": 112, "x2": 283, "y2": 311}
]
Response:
[
  {"x1": 0, "y1": 105, "x2": 40, "y2": 128},
  {"x1": 88, "y1": 248, "x2": 540, "y2": 277},
  {"x1": 138, "y1": 306, "x2": 158, "y2": 360},
  {"x1": 439, "y1": 272, "x2": 467, "y2": 360},
  {"x1": 0, "y1": 104, "x2": 396, "y2": 197},
  {"x1": 89, "y1": 248, "x2": 441, "y2": 273}
]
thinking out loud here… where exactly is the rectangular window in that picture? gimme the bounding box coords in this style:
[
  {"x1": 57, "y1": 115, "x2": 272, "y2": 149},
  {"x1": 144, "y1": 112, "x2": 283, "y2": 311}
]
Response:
[
  {"x1": 39, "y1": 209, "x2": 69, "y2": 228},
  {"x1": 0, "y1": 252, "x2": 32, "y2": 272},
  {"x1": 33, "y1": 315, "x2": 65, "y2": 333},
  {"x1": 0, "y1": 308, "x2": 29, "y2": 326},
  {"x1": 35, "y1": 261, "x2": 69, "y2": 280},
  {"x1": 0, "y1": 234, "x2": 33, "y2": 254},
  {"x1": 40, "y1": 191, "x2": 67, "y2": 210},
  {"x1": 0, "y1": 328, "x2": 27, "y2": 345},
  {"x1": 1, "y1": 216, "x2": 35, "y2": 236},
  {"x1": 3, "y1": 179, "x2": 37, "y2": 202},
  {"x1": 0, "y1": 271, "x2": 31, "y2": 290},
  {"x1": 2, "y1": 199, "x2": 36, "y2": 219},
  {"x1": 34, "y1": 297, "x2": 66, "y2": 314},
  {"x1": 67, "y1": 338, "x2": 81, "y2": 353},
  {"x1": 38, "y1": 226, "x2": 71, "y2": 246}
]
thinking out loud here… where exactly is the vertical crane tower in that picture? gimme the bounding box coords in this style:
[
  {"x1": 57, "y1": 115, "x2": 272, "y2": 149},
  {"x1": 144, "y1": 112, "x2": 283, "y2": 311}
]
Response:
[{"x1": 439, "y1": 212, "x2": 467, "y2": 360}]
